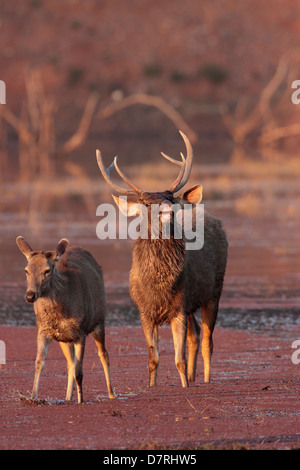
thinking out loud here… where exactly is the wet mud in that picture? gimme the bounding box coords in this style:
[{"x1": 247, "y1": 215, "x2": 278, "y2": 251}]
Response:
[{"x1": 0, "y1": 178, "x2": 299, "y2": 449}]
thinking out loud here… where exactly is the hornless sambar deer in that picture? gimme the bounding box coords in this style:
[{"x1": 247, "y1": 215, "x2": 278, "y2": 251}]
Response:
[
  {"x1": 96, "y1": 131, "x2": 228, "y2": 387},
  {"x1": 16, "y1": 236, "x2": 116, "y2": 403}
]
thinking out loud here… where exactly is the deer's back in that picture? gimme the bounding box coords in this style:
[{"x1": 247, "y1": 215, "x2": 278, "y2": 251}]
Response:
[
  {"x1": 58, "y1": 246, "x2": 103, "y2": 279},
  {"x1": 57, "y1": 246, "x2": 105, "y2": 304},
  {"x1": 184, "y1": 212, "x2": 227, "y2": 313}
]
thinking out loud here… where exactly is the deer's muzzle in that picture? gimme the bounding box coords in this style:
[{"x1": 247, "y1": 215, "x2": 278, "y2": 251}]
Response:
[{"x1": 25, "y1": 290, "x2": 38, "y2": 303}]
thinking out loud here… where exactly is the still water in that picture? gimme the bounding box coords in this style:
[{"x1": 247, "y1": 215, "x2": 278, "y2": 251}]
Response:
[{"x1": 0, "y1": 197, "x2": 299, "y2": 334}]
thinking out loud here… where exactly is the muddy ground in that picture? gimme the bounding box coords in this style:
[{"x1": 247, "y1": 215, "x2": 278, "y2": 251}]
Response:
[
  {"x1": 0, "y1": 323, "x2": 300, "y2": 450},
  {"x1": 0, "y1": 165, "x2": 300, "y2": 451}
]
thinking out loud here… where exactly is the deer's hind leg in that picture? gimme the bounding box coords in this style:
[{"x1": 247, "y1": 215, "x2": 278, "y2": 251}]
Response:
[
  {"x1": 73, "y1": 338, "x2": 86, "y2": 403},
  {"x1": 201, "y1": 299, "x2": 218, "y2": 383},
  {"x1": 92, "y1": 324, "x2": 116, "y2": 399},
  {"x1": 186, "y1": 313, "x2": 200, "y2": 383}
]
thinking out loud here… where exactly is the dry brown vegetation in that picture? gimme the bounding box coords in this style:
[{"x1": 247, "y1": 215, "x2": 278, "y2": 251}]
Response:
[
  {"x1": 1, "y1": 57, "x2": 300, "y2": 221},
  {"x1": 1, "y1": 0, "x2": 300, "y2": 192},
  {"x1": 0, "y1": 2, "x2": 299, "y2": 238}
]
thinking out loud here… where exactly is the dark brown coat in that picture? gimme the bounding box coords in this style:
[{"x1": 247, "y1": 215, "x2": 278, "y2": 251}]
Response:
[
  {"x1": 97, "y1": 131, "x2": 228, "y2": 387},
  {"x1": 16, "y1": 236, "x2": 115, "y2": 403}
]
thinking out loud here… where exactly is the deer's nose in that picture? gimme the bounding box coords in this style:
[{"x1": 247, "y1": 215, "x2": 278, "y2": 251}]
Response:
[{"x1": 25, "y1": 290, "x2": 37, "y2": 303}]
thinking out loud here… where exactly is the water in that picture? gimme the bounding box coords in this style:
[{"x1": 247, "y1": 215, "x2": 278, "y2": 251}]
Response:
[{"x1": 0, "y1": 180, "x2": 299, "y2": 333}]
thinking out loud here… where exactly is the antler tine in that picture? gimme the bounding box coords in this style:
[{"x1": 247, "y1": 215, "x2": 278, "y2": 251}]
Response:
[
  {"x1": 177, "y1": 130, "x2": 193, "y2": 190},
  {"x1": 162, "y1": 131, "x2": 193, "y2": 193},
  {"x1": 113, "y1": 156, "x2": 143, "y2": 195},
  {"x1": 96, "y1": 149, "x2": 138, "y2": 195},
  {"x1": 161, "y1": 151, "x2": 185, "y2": 166},
  {"x1": 165, "y1": 153, "x2": 186, "y2": 193}
]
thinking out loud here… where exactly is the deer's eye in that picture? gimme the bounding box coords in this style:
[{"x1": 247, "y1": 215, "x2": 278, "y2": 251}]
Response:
[
  {"x1": 43, "y1": 268, "x2": 51, "y2": 275},
  {"x1": 24, "y1": 268, "x2": 29, "y2": 276}
]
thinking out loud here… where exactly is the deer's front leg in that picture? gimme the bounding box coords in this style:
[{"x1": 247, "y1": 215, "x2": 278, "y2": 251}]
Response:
[
  {"x1": 31, "y1": 332, "x2": 51, "y2": 400},
  {"x1": 59, "y1": 342, "x2": 75, "y2": 401},
  {"x1": 170, "y1": 313, "x2": 188, "y2": 388},
  {"x1": 141, "y1": 319, "x2": 159, "y2": 387}
]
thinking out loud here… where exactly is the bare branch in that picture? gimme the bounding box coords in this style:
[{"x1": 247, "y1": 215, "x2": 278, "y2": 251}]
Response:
[
  {"x1": 260, "y1": 122, "x2": 300, "y2": 145},
  {"x1": 0, "y1": 105, "x2": 35, "y2": 145},
  {"x1": 97, "y1": 93, "x2": 198, "y2": 144},
  {"x1": 60, "y1": 92, "x2": 99, "y2": 153},
  {"x1": 221, "y1": 55, "x2": 290, "y2": 161}
]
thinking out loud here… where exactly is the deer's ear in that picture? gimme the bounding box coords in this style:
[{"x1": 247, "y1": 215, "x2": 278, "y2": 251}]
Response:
[
  {"x1": 112, "y1": 195, "x2": 141, "y2": 217},
  {"x1": 44, "y1": 251, "x2": 58, "y2": 261},
  {"x1": 180, "y1": 185, "x2": 203, "y2": 205},
  {"x1": 56, "y1": 238, "x2": 69, "y2": 257},
  {"x1": 16, "y1": 236, "x2": 32, "y2": 259}
]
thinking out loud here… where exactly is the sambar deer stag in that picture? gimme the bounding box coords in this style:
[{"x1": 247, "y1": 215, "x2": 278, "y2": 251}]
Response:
[
  {"x1": 16, "y1": 236, "x2": 116, "y2": 403},
  {"x1": 96, "y1": 131, "x2": 228, "y2": 387}
]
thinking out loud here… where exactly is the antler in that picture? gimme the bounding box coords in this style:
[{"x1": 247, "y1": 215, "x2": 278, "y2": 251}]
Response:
[
  {"x1": 113, "y1": 156, "x2": 143, "y2": 195},
  {"x1": 96, "y1": 150, "x2": 142, "y2": 195},
  {"x1": 161, "y1": 130, "x2": 193, "y2": 193},
  {"x1": 96, "y1": 130, "x2": 193, "y2": 195}
]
